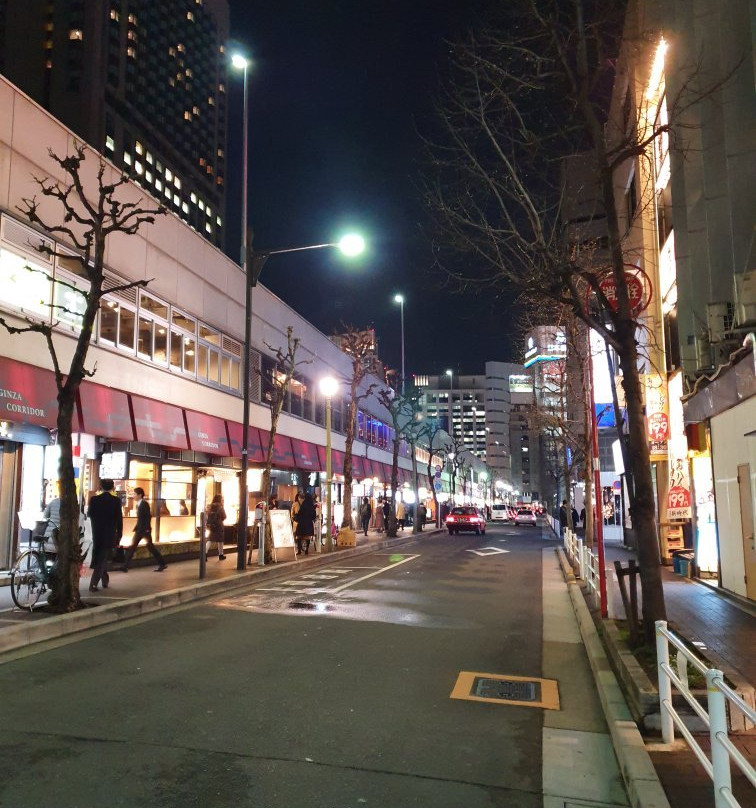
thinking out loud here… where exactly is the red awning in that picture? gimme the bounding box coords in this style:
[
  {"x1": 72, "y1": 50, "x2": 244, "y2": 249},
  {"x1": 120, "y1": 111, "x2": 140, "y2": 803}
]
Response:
[
  {"x1": 351, "y1": 455, "x2": 366, "y2": 479},
  {"x1": 290, "y1": 438, "x2": 320, "y2": 470},
  {"x1": 226, "y1": 422, "x2": 265, "y2": 462},
  {"x1": 258, "y1": 431, "x2": 295, "y2": 468},
  {"x1": 185, "y1": 409, "x2": 230, "y2": 456},
  {"x1": 78, "y1": 381, "x2": 134, "y2": 440},
  {"x1": 130, "y1": 394, "x2": 188, "y2": 450},
  {"x1": 317, "y1": 446, "x2": 344, "y2": 475},
  {"x1": 0, "y1": 357, "x2": 58, "y2": 428}
]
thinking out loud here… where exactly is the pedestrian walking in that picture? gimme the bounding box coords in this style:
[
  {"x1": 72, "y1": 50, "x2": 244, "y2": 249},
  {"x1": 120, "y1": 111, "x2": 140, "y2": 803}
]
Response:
[
  {"x1": 417, "y1": 502, "x2": 427, "y2": 531},
  {"x1": 382, "y1": 498, "x2": 391, "y2": 531},
  {"x1": 205, "y1": 494, "x2": 227, "y2": 560},
  {"x1": 559, "y1": 500, "x2": 569, "y2": 533},
  {"x1": 571, "y1": 506, "x2": 580, "y2": 530},
  {"x1": 580, "y1": 507, "x2": 586, "y2": 528},
  {"x1": 86, "y1": 478, "x2": 123, "y2": 591},
  {"x1": 294, "y1": 492, "x2": 316, "y2": 555},
  {"x1": 374, "y1": 497, "x2": 385, "y2": 532},
  {"x1": 359, "y1": 496, "x2": 372, "y2": 536},
  {"x1": 120, "y1": 487, "x2": 166, "y2": 572},
  {"x1": 395, "y1": 499, "x2": 405, "y2": 530}
]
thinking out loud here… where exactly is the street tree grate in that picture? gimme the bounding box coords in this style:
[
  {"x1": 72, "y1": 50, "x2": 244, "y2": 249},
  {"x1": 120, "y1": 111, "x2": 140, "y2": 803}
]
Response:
[
  {"x1": 473, "y1": 677, "x2": 540, "y2": 702},
  {"x1": 450, "y1": 671, "x2": 560, "y2": 710}
]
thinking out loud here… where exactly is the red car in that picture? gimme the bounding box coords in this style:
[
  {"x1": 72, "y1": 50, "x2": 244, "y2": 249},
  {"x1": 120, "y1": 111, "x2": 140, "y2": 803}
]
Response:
[{"x1": 446, "y1": 506, "x2": 486, "y2": 535}]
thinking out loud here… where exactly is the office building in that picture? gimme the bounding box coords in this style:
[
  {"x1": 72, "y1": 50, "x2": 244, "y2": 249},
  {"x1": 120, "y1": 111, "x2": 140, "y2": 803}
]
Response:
[{"x1": 0, "y1": 0, "x2": 229, "y2": 249}]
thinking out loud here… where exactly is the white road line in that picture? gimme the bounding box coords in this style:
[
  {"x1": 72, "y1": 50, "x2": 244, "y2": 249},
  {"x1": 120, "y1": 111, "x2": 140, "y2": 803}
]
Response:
[{"x1": 330, "y1": 554, "x2": 419, "y2": 593}]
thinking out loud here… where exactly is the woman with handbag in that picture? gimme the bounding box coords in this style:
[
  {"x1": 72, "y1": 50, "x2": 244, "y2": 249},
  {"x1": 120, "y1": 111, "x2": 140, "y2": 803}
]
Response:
[
  {"x1": 205, "y1": 495, "x2": 227, "y2": 560},
  {"x1": 294, "y1": 492, "x2": 316, "y2": 556}
]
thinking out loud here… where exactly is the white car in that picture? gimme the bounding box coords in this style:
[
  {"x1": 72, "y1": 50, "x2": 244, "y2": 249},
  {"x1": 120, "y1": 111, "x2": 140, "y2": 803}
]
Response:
[
  {"x1": 514, "y1": 507, "x2": 537, "y2": 526},
  {"x1": 490, "y1": 504, "x2": 510, "y2": 521}
]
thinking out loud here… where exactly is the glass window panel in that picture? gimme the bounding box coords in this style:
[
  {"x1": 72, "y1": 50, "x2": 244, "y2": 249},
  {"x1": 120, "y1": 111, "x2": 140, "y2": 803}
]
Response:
[
  {"x1": 0, "y1": 248, "x2": 51, "y2": 319},
  {"x1": 140, "y1": 291, "x2": 168, "y2": 319},
  {"x1": 199, "y1": 324, "x2": 221, "y2": 345},
  {"x1": 137, "y1": 316, "x2": 153, "y2": 358},
  {"x1": 57, "y1": 253, "x2": 88, "y2": 279},
  {"x1": 172, "y1": 309, "x2": 195, "y2": 332},
  {"x1": 197, "y1": 343, "x2": 209, "y2": 379},
  {"x1": 221, "y1": 355, "x2": 230, "y2": 387},
  {"x1": 183, "y1": 336, "x2": 196, "y2": 374},
  {"x1": 170, "y1": 329, "x2": 182, "y2": 368},
  {"x1": 229, "y1": 358, "x2": 240, "y2": 391},
  {"x1": 53, "y1": 277, "x2": 86, "y2": 330},
  {"x1": 99, "y1": 301, "x2": 118, "y2": 343},
  {"x1": 118, "y1": 307, "x2": 135, "y2": 350},
  {"x1": 208, "y1": 349, "x2": 220, "y2": 383},
  {"x1": 154, "y1": 324, "x2": 168, "y2": 363}
]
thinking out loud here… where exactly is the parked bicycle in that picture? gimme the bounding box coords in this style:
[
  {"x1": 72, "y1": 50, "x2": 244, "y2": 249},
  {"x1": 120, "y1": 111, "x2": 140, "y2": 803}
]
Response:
[
  {"x1": 10, "y1": 533, "x2": 56, "y2": 610},
  {"x1": 10, "y1": 521, "x2": 88, "y2": 610}
]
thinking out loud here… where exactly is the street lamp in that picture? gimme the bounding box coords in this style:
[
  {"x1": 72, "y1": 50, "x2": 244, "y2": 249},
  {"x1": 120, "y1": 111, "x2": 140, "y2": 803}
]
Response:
[
  {"x1": 394, "y1": 294, "x2": 405, "y2": 394},
  {"x1": 445, "y1": 368, "x2": 453, "y2": 438},
  {"x1": 236, "y1": 236, "x2": 364, "y2": 569},
  {"x1": 319, "y1": 376, "x2": 339, "y2": 553}
]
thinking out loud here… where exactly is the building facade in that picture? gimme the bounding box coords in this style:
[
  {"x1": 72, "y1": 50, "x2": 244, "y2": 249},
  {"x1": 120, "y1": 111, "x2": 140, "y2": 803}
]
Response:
[
  {"x1": 0, "y1": 75, "x2": 430, "y2": 569},
  {"x1": 0, "y1": 0, "x2": 229, "y2": 249}
]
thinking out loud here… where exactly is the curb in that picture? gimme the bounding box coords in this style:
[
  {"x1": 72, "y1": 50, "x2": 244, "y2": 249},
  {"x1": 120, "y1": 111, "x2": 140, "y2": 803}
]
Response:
[
  {"x1": 556, "y1": 547, "x2": 671, "y2": 808},
  {"x1": 0, "y1": 530, "x2": 431, "y2": 657}
]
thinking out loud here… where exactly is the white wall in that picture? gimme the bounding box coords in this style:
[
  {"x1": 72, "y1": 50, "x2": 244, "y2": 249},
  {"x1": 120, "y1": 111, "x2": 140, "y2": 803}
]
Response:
[{"x1": 711, "y1": 396, "x2": 756, "y2": 597}]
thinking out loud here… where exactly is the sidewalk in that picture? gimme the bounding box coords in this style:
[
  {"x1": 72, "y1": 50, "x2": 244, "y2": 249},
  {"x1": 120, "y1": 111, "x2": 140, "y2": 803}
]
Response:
[{"x1": 0, "y1": 526, "x2": 431, "y2": 652}]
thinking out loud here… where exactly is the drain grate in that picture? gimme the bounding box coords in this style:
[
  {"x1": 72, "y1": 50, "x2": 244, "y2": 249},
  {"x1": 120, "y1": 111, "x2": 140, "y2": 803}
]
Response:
[
  {"x1": 473, "y1": 676, "x2": 540, "y2": 702},
  {"x1": 450, "y1": 671, "x2": 560, "y2": 710}
]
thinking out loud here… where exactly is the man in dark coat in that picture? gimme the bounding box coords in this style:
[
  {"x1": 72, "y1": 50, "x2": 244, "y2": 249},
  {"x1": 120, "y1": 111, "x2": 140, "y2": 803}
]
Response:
[
  {"x1": 121, "y1": 487, "x2": 166, "y2": 572},
  {"x1": 294, "y1": 492, "x2": 317, "y2": 555},
  {"x1": 87, "y1": 479, "x2": 123, "y2": 591}
]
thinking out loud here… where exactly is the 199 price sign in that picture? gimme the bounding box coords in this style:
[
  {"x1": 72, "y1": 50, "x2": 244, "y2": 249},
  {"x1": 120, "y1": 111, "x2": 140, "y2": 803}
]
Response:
[{"x1": 667, "y1": 485, "x2": 691, "y2": 520}]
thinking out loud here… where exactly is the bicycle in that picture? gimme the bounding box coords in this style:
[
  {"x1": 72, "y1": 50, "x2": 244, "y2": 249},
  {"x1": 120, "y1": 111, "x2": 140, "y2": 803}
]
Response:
[{"x1": 10, "y1": 534, "x2": 56, "y2": 610}]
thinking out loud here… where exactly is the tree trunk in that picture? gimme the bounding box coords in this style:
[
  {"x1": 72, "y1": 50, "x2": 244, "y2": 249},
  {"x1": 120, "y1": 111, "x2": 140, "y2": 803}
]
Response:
[
  {"x1": 387, "y1": 436, "x2": 399, "y2": 537},
  {"x1": 410, "y1": 442, "x2": 420, "y2": 534},
  {"x1": 47, "y1": 396, "x2": 83, "y2": 612}
]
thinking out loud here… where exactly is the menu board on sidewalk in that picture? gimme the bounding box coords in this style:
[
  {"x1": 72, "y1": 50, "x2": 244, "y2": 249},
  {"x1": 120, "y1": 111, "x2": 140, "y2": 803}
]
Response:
[{"x1": 269, "y1": 509, "x2": 296, "y2": 562}]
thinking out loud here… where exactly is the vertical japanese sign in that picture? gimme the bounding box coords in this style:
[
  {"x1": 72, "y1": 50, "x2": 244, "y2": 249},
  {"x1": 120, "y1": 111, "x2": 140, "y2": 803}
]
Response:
[
  {"x1": 666, "y1": 372, "x2": 691, "y2": 520},
  {"x1": 643, "y1": 373, "x2": 669, "y2": 459}
]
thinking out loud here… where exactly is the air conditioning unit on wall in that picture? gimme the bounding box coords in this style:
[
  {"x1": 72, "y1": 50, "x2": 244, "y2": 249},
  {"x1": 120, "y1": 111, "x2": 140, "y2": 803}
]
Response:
[{"x1": 706, "y1": 301, "x2": 734, "y2": 342}]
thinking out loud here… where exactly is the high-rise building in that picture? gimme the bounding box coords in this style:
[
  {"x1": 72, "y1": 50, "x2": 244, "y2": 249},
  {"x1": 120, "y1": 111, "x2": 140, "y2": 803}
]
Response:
[{"x1": 0, "y1": 0, "x2": 229, "y2": 250}]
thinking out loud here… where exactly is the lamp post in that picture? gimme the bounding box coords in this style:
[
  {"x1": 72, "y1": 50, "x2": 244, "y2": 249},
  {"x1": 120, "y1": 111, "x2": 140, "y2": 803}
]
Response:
[
  {"x1": 231, "y1": 51, "x2": 251, "y2": 571},
  {"x1": 394, "y1": 294, "x2": 405, "y2": 394},
  {"x1": 319, "y1": 376, "x2": 339, "y2": 553},
  {"x1": 445, "y1": 368, "x2": 453, "y2": 438},
  {"x1": 235, "y1": 236, "x2": 365, "y2": 569}
]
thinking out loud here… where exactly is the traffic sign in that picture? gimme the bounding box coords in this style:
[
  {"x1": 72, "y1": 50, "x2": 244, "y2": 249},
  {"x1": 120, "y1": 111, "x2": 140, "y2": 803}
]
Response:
[
  {"x1": 434, "y1": 469, "x2": 442, "y2": 479},
  {"x1": 433, "y1": 480, "x2": 442, "y2": 492},
  {"x1": 435, "y1": 465, "x2": 442, "y2": 473}
]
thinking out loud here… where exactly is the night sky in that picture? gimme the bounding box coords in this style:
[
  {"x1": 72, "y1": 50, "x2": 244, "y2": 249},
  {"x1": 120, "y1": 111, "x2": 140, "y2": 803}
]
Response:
[{"x1": 225, "y1": 0, "x2": 518, "y2": 377}]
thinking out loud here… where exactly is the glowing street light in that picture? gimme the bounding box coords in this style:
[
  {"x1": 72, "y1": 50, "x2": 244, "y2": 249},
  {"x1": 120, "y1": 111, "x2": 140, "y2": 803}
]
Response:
[
  {"x1": 394, "y1": 294, "x2": 405, "y2": 394},
  {"x1": 319, "y1": 376, "x2": 339, "y2": 553},
  {"x1": 236, "y1": 235, "x2": 365, "y2": 570}
]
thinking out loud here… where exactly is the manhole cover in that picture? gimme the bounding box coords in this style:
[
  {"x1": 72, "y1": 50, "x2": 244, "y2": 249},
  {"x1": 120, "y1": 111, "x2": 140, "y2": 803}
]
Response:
[{"x1": 473, "y1": 677, "x2": 540, "y2": 702}]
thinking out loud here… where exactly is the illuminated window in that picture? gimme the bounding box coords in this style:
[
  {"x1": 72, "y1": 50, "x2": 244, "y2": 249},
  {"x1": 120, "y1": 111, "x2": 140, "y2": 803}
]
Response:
[
  {"x1": 127, "y1": 46, "x2": 135, "y2": 58},
  {"x1": 69, "y1": 29, "x2": 83, "y2": 40},
  {"x1": 173, "y1": 194, "x2": 180, "y2": 205},
  {"x1": 198, "y1": 200, "x2": 205, "y2": 211},
  {"x1": 128, "y1": 13, "x2": 136, "y2": 24},
  {"x1": 145, "y1": 171, "x2": 153, "y2": 183},
  {"x1": 218, "y1": 83, "x2": 225, "y2": 93},
  {"x1": 216, "y1": 216, "x2": 222, "y2": 227},
  {"x1": 173, "y1": 176, "x2": 181, "y2": 189},
  {"x1": 165, "y1": 168, "x2": 173, "y2": 182},
  {"x1": 184, "y1": 111, "x2": 191, "y2": 120},
  {"x1": 168, "y1": 47, "x2": 175, "y2": 56},
  {"x1": 155, "y1": 178, "x2": 163, "y2": 191},
  {"x1": 187, "y1": 11, "x2": 194, "y2": 21},
  {"x1": 135, "y1": 141, "x2": 143, "y2": 155},
  {"x1": 190, "y1": 192, "x2": 197, "y2": 203},
  {"x1": 145, "y1": 152, "x2": 153, "y2": 165},
  {"x1": 186, "y1": 69, "x2": 193, "y2": 78},
  {"x1": 181, "y1": 202, "x2": 189, "y2": 214},
  {"x1": 192, "y1": 105, "x2": 199, "y2": 115},
  {"x1": 135, "y1": 161, "x2": 143, "y2": 175},
  {"x1": 208, "y1": 96, "x2": 215, "y2": 106},
  {"x1": 177, "y1": 43, "x2": 185, "y2": 53},
  {"x1": 105, "y1": 135, "x2": 115, "y2": 152},
  {"x1": 123, "y1": 152, "x2": 132, "y2": 165},
  {"x1": 44, "y1": 22, "x2": 53, "y2": 31},
  {"x1": 206, "y1": 207, "x2": 212, "y2": 217},
  {"x1": 0, "y1": 248, "x2": 52, "y2": 320},
  {"x1": 110, "y1": 9, "x2": 119, "y2": 21},
  {"x1": 205, "y1": 223, "x2": 212, "y2": 234},
  {"x1": 217, "y1": 148, "x2": 224, "y2": 158},
  {"x1": 127, "y1": 30, "x2": 136, "y2": 41}
]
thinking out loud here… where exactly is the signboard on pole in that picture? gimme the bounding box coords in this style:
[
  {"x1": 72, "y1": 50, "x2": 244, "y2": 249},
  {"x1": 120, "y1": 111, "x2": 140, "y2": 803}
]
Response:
[{"x1": 433, "y1": 480, "x2": 442, "y2": 493}]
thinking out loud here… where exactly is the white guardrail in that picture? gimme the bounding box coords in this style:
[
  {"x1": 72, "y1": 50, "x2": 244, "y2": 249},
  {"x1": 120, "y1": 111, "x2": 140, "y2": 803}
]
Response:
[
  {"x1": 656, "y1": 620, "x2": 756, "y2": 808},
  {"x1": 562, "y1": 527, "x2": 606, "y2": 614}
]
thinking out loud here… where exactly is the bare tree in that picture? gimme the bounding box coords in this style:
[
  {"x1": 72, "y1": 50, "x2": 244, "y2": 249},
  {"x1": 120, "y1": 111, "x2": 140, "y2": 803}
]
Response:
[
  {"x1": 378, "y1": 383, "x2": 423, "y2": 537},
  {"x1": 0, "y1": 145, "x2": 163, "y2": 612},
  {"x1": 258, "y1": 327, "x2": 309, "y2": 561},
  {"x1": 414, "y1": 414, "x2": 447, "y2": 528},
  {"x1": 423, "y1": 0, "x2": 675, "y2": 638},
  {"x1": 333, "y1": 326, "x2": 377, "y2": 530}
]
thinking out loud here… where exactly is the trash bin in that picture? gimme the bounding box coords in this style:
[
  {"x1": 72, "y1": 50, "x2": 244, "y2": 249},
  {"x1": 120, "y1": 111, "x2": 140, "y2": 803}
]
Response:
[{"x1": 676, "y1": 551, "x2": 695, "y2": 577}]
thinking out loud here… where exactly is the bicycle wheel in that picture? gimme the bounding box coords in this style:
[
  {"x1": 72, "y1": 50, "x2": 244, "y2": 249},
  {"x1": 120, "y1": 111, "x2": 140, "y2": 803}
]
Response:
[{"x1": 10, "y1": 550, "x2": 45, "y2": 610}]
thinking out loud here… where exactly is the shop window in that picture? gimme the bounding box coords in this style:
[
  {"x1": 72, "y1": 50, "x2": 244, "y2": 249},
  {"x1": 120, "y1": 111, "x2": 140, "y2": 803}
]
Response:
[
  {"x1": 99, "y1": 300, "x2": 119, "y2": 343},
  {"x1": 118, "y1": 306, "x2": 136, "y2": 351},
  {"x1": 139, "y1": 291, "x2": 168, "y2": 319},
  {"x1": 208, "y1": 348, "x2": 220, "y2": 383},
  {"x1": 183, "y1": 336, "x2": 196, "y2": 373},
  {"x1": 290, "y1": 377, "x2": 303, "y2": 418},
  {"x1": 0, "y1": 248, "x2": 51, "y2": 321},
  {"x1": 137, "y1": 316, "x2": 153, "y2": 359},
  {"x1": 154, "y1": 325, "x2": 168, "y2": 364},
  {"x1": 170, "y1": 328, "x2": 183, "y2": 369},
  {"x1": 197, "y1": 343, "x2": 209, "y2": 380}
]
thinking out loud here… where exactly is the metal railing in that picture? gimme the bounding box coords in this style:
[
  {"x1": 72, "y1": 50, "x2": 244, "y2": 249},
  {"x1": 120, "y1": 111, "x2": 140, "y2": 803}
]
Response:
[
  {"x1": 563, "y1": 527, "x2": 604, "y2": 608},
  {"x1": 656, "y1": 620, "x2": 755, "y2": 808}
]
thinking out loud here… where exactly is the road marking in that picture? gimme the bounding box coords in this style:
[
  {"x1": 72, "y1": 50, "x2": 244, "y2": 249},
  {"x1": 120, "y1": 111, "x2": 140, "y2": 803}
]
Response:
[
  {"x1": 466, "y1": 547, "x2": 510, "y2": 556},
  {"x1": 330, "y1": 553, "x2": 419, "y2": 592}
]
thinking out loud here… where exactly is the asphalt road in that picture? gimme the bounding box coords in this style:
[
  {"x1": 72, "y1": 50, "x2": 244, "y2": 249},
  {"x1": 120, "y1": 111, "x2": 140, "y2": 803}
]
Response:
[{"x1": 0, "y1": 523, "x2": 620, "y2": 808}]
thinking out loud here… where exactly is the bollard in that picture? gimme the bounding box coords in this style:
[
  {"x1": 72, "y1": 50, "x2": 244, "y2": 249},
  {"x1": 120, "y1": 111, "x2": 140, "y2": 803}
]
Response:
[
  {"x1": 199, "y1": 512, "x2": 207, "y2": 579},
  {"x1": 656, "y1": 620, "x2": 674, "y2": 744},
  {"x1": 706, "y1": 669, "x2": 733, "y2": 808}
]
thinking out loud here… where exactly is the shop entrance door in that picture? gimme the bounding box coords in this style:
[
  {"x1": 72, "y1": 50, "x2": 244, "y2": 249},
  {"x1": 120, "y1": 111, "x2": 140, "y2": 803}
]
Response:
[{"x1": 737, "y1": 464, "x2": 756, "y2": 600}]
